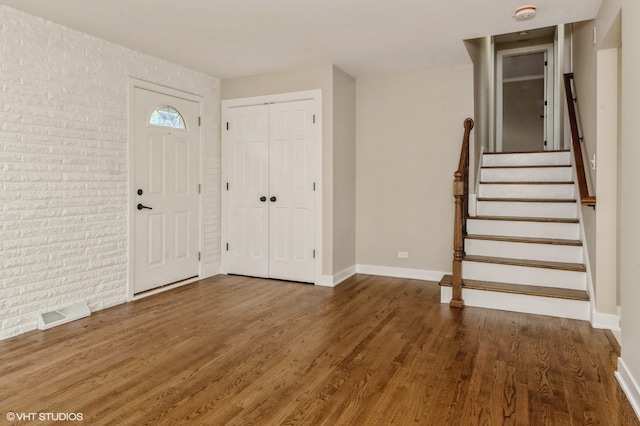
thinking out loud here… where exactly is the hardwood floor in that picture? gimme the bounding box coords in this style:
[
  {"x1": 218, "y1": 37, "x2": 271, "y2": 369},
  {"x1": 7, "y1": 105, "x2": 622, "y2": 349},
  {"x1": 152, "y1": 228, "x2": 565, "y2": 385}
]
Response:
[{"x1": 0, "y1": 274, "x2": 637, "y2": 425}]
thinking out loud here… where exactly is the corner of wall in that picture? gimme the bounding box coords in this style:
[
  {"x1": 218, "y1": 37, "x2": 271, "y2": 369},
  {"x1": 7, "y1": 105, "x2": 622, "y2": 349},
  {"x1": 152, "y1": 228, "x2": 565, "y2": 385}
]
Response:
[
  {"x1": 331, "y1": 65, "x2": 357, "y2": 275},
  {"x1": 616, "y1": 358, "x2": 640, "y2": 421}
]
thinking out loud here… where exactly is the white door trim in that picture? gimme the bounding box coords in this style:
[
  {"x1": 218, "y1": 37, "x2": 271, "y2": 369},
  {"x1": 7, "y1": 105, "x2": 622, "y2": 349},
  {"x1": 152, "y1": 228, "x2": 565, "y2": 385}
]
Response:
[
  {"x1": 496, "y1": 43, "x2": 556, "y2": 152},
  {"x1": 221, "y1": 89, "x2": 323, "y2": 284},
  {"x1": 127, "y1": 78, "x2": 204, "y2": 301}
]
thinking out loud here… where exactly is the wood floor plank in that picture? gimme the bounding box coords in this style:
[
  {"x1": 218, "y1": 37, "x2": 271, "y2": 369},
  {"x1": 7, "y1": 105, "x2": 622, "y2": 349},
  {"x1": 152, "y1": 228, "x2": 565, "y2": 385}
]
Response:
[{"x1": 0, "y1": 274, "x2": 636, "y2": 425}]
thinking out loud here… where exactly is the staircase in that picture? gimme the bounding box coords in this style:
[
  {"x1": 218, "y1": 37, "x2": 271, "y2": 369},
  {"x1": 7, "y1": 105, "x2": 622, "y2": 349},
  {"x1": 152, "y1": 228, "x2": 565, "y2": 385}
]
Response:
[{"x1": 440, "y1": 150, "x2": 590, "y2": 321}]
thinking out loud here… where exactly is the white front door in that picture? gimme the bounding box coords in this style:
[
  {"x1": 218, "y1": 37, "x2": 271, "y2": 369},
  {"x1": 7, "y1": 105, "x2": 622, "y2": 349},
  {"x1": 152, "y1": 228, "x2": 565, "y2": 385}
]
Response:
[
  {"x1": 133, "y1": 87, "x2": 200, "y2": 294},
  {"x1": 226, "y1": 100, "x2": 315, "y2": 283}
]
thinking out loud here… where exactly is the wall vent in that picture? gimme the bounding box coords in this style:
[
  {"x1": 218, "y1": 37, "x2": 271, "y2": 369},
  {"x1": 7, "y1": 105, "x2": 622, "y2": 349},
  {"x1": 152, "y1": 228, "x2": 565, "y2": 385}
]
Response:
[{"x1": 37, "y1": 302, "x2": 91, "y2": 330}]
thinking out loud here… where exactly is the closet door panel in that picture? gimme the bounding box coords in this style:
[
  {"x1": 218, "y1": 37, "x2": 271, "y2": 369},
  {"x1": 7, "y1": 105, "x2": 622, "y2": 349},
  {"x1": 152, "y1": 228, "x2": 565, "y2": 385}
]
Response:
[
  {"x1": 268, "y1": 100, "x2": 315, "y2": 283},
  {"x1": 226, "y1": 105, "x2": 270, "y2": 277}
]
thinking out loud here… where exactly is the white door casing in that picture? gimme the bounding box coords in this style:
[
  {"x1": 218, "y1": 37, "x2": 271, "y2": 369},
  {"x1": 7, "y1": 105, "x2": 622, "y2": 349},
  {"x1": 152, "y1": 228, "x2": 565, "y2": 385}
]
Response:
[
  {"x1": 133, "y1": 87, "x2": 200, "y2": 294},
  {"x1": 223, "y1": 93, "x2": 319, "y2": 284},
  {"x1": 496, "y1": 44, "x2": 555, "y2": 152}
]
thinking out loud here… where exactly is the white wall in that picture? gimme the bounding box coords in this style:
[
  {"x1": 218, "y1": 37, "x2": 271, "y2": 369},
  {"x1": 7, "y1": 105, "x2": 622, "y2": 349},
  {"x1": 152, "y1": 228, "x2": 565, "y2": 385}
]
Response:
[
  {"x1": 619, "y1": 0, "x2": 640, "y2": 416},
  {"x1": 572, "y1": 12, "x2": 622, "y2": 320},
  {"x1": 0, "y1": 6, "x2": 221, "y2": 339},
  {"x1": 332, "y1": 67, "x2": 357, "y2": 276},
  {"x1": 572, "y1": 0, "x2": 624, "y2": 328},
  {"x1": 356, "y1": 65, "x2": 474, "y2": 277},
  {"x1": 464, "y1": 37, "x2": 492, "y2": 191},
  {"x1": 595, "y1": 47, "x2": 620, "y2": 317}
]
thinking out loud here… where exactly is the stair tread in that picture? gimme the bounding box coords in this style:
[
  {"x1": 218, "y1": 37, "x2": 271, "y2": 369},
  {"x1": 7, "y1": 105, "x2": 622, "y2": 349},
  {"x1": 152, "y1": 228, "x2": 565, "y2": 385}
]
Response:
[
  {"x1": 439, "y1": 275, "x2": 589, "y2": 301},
  {"x1": 466, "y1": 234, "x2": 582, "y2": 246},
  {"x1": 477, "y1": 197, "x2": 576, "y2": 203},
  {"x1": 483, "y1": 150, "x2": 570, "y2": 155},
  {"x1": 482, "y1": 165, "x2": 571, "y2": 169},
  {"x1": 464, "y1": 255, "x2": 586, "y2": 272},
  {"x1": 479, "y1": 181, "x2": 575, "y2": 185},
  {"x1": 470, "y1": 215, "x2": 579, "y2": 224}
]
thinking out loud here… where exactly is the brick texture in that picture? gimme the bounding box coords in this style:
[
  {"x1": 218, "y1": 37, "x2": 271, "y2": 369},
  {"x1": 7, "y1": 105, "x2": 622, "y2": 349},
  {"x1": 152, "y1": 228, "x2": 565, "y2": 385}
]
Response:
[{"x1": 0, "y1": 6, "x2": 221, "y2": 339}]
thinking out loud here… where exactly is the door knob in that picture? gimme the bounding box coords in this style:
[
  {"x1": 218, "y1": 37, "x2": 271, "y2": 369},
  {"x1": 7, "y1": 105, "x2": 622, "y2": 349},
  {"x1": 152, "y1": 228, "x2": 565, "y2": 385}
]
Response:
[
  {"x1": 270, "y1": 196, "x2": 277, "y2": 202},
  {"x1": 137, "y1": 203, "x2": 153, "y2": 210},
  {"x1": 260, "y1": 196, "x2": 267, "y2": 202}
]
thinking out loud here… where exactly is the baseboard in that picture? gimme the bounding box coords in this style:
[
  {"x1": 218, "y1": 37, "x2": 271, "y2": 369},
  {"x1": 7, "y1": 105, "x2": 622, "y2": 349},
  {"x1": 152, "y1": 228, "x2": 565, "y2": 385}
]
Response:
[
  {"x1": 333, "y1": 265, "x2": 357, "y2": 286},
  {"x1": 616, "y1": 358, "x2": 640, "y2": 421},
  {"x1": 315, "y1": 265, "x2": 357, "y2": 287},
  {"x1": 217, "y1": 264, "x2": 441, "y2": 287},
  {"x1": 356, "y1": 264, "x2": 447, "y2": 282},
  {"x1": 441, "y1": 286, "x2": 452, "y2": 303},
  {"x1": 131, "y1": 276, "x2": 202, "y2": 301},
  {"x1": 315, "y1": 275, "x2": 335, "y2": 287},
  {"x1": 591, "y1": 310, "x2": 621, "y2": 332},
  {"x1": 201, "y1": 265, "x2": 221, "y2": 280}
]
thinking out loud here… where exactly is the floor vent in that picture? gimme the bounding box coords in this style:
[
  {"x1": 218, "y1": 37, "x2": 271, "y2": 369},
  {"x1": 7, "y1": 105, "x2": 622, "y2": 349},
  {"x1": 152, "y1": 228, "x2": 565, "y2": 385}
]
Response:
[{"x1": 37, "y1": 302, "x2": 91, "y2": 330}]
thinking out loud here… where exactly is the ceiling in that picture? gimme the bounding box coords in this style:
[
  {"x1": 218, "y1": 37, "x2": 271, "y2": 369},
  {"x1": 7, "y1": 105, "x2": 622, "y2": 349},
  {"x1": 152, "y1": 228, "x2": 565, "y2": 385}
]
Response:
[{"x1": 0, "y1": 0, "x2": 602, "y2": 79}]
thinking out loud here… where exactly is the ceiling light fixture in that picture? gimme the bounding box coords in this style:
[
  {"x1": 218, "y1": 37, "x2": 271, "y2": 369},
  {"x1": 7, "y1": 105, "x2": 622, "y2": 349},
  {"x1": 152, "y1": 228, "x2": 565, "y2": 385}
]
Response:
[{"x1": 514, "y1": 5, "x2": 537, "y2": 21}]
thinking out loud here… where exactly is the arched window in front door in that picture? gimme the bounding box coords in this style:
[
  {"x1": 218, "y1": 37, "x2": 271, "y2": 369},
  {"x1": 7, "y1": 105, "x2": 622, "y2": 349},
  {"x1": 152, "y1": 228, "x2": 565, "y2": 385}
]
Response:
[{"x1": 149, "y1": 105, "x2": 186, "y2": 129}]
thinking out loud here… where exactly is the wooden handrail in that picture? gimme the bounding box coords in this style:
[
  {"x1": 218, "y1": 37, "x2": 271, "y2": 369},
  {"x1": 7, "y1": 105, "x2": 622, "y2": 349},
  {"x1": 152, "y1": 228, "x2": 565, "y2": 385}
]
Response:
[
  {"x1": 563, "y1": 73, "x2": 596, "y2": 207},
  {"x1": 451, "y1": 118, "x2": 474, "y2": 309}
]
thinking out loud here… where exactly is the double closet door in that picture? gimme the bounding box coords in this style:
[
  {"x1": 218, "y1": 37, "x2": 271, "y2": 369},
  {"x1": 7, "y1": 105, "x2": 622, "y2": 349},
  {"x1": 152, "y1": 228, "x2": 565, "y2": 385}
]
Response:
[{"x1": 226, "y1": 100, "x2": 316, "y2": 283}]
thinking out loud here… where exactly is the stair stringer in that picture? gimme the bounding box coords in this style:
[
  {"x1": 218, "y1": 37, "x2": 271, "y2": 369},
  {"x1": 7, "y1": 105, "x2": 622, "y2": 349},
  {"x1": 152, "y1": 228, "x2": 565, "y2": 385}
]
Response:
[
  {"x1": 569, "y1": 147, "x2": 620, "y2": 331},
  {"x1": 467, "y1": 145, "x2": 484, "y2": 217}
]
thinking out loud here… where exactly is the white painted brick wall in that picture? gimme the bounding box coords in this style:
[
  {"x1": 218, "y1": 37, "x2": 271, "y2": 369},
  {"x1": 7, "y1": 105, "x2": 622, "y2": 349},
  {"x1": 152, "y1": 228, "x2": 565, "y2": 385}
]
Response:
[{"x1": 0, "y1": 6, "x2": 221, "y2": 340}]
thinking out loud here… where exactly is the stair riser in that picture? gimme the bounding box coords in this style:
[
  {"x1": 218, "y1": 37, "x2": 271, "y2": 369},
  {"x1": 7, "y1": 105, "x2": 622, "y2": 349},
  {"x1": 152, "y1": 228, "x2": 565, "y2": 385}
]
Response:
[
  {"x1": 440, "y1": 286, "x2": 589, "y2": 321},
  {"x1": 478, "y1": 184, "x2": 575, "y2": 199},
  {"x1": 467, "y1": 219, "x2": 579, "y2": 240},
  {"x1": 477, "y1": 201, "x2": 577, "y2": 219},
  {"x1": 481, "y1": 168, "x2": 572, "y2": 182},
  {"x1": 463, "y1": 261, "x2": 586, "y2": 290},
  {"x1": 483, "y1": 151, "x2": 571, "y2": 167},
  {"x1": 465, "y1": 239, "x2": 583, "y2": 263}
]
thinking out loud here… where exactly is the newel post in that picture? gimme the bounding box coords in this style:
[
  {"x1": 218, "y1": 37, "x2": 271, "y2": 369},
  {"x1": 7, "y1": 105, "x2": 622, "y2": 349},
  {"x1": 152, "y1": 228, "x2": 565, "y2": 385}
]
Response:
[
  {"x1": 451, "y1": 170, "x2": 465, "y2": 308},
  {"x1": 451, "y1": 118, "x2": 473, "y2": 309}
]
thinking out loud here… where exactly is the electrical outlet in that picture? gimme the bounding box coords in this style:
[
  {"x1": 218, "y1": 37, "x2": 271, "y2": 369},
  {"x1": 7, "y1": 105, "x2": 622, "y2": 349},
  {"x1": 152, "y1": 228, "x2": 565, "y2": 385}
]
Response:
[{"x1": 398, "y1": 251, "x2": 409, "y2": 259}]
